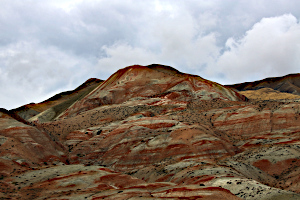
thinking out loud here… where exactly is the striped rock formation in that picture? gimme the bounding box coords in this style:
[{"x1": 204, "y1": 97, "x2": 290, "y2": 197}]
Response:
[
  {"x1": 1, "y1": 64, "x2": 300, "y2": 199},
  {"x1": 57, "y1": 64, "x2": 246, "y2": 119}
]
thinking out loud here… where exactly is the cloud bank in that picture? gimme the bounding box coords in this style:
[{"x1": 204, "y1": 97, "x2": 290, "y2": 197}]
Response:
[
  {"x1": 212, "y1": 14, "x2": 300, "y2": 84},
  {"x1": 1, "y1": 0, "x2": 300, "y2": 109}
]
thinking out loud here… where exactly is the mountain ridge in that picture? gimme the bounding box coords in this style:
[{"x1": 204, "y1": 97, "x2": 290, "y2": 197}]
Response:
[
  {"x1": 227, "y1": 73, "x2": 300, "y2": 95},
  {"x1": 9, "y1": 78, "x2": 103, "y2": 121}
]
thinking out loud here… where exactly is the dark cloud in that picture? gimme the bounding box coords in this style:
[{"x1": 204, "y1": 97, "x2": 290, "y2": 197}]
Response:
[{"x1": 1, "y1": 0, "x2": 300, "y2": 109}]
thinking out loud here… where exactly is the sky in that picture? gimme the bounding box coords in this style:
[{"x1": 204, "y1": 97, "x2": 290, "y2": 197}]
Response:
[{"x1": 1, "y1": 0, "x2": 300, "y2": 109}]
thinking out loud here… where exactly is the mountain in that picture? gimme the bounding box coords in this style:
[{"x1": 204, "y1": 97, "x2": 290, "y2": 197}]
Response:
[
  {"x1": 1, "y1": 64, "x2": 300, "y2": 200},
  {"x1": 10, "y1": 78, "x2": 103, "y2": 122},
  {"x1": 227, "y1": 73, "x2": 300, "y2": 96},
  {"x1": 55, "y1": 64, "x2": 246, "y2": 119}
]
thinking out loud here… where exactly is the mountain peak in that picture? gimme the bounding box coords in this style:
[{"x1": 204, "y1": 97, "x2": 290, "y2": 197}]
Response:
[
  {"x1": 146, "y1": 64, "x2": 184, "y2": 76},
  {"x1": 56, "y1": 64, "x2": 246, "y2": 118}
]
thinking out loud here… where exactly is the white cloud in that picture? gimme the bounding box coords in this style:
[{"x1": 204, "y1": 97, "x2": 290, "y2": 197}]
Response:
[
  {"x1": 96, "y1": 43, "x2": 158, "y2": 73},
  {"x1": 0, "y1": 41, "x2": 94, "y2": 109},
  {"x1": 210, "y1": 14, "x2": 300, "y2": 84},
  {"x1": 48, "y1": 0, "x2": 84, "y2": 12},
  {"x1": 95, "y1": 5, "x2": 220, "y2": 75},
  {"x1": 95, "y1": 33, "x2": 219, "y2": 77}
]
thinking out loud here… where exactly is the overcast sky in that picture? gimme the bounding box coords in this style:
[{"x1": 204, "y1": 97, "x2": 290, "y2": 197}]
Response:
[{"x1": 1, "y1": 0, "x2": 300, "y2": 109}]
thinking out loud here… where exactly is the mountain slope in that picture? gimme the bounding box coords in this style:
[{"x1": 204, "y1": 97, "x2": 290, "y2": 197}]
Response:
[
  {"x1": 0, "y1": 110, "x2": 67, "y2": 179},
  {"x1": 57, "y1": 64, "x2": 246, "y2": 119},
  {"x1": 227, "y1": 73, "x2": 300, "y2": 95},
  {"x1": 1, "y1": 65, "x2": 300, "y2": 200},
  {"x1": 11, "y1": 78, "x2": 103, "y2": 122},
  {"x1": 239, "y1": 88, "x2": 300, "y2": 100}
]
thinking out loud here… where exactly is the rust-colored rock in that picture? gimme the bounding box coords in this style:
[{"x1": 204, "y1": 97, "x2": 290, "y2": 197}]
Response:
[{"x1": 0, "y1": 111, "x2": 67, "y2": 179}]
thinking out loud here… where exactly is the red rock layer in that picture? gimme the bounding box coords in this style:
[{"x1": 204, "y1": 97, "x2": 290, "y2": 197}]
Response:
[
  {"x1": 0, "y1": 165, "x2": 240, "y2": 200},
  {"x1": 0, "y1": 112, "x2": 67, "y2": 178}
]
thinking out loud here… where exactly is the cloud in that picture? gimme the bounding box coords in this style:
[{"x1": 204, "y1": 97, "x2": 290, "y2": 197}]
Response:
[
  {"x1": 211, "y1": 14, "x2": 300, "y2": 84},
  {"x1": 1, "y1": 0, "x2": 300, "y2": 109},
  {"x1": 0, "y1": 40, "x2": 94, "y2": 109},
  {"x1": 95, "y1": 2, "x2": 220, "y2": 76},
  {"x1": 96, "y1": 43, "x2": 158, "y2": 74},
  {"x1": 94, "y1": 33, "x2": 220, "y2": 78}
]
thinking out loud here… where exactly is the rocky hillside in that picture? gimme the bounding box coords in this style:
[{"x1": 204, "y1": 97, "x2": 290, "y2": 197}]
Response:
[
  {"x1": 239, "y1": 88, "x2": 300, "y2": 100},
  {"x1": 10, "y1": 78, "x2": 103, "y2": 121},
  {"x1": 227, "y1": 73, "x2": 300, "y2": 95},
  {"x1": 1, "y1": 64, "x2": 300, "y2": 200}
]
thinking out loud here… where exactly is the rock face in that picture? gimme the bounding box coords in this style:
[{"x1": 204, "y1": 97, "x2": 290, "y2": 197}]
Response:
[{"x1": 1, "y1": 64, "x2": 300, "y2": 200}]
